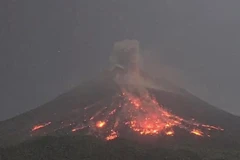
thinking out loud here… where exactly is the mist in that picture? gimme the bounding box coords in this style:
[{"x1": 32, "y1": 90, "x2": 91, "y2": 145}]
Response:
[{"x1": 1, "y1": 0, "x2": 240, "y2": 121}]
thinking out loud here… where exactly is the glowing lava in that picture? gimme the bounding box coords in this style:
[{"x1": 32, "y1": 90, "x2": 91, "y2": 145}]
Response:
[
  {"x1": 96, "y1": 121, "x2": 106, "y2": 128},
  {"x1": 30, "y1": 88, "x2": 224, "y2": 141},
  {"x1": 127, "y1": 118, "x2": 165, "y2": 135},
  {"x1": 72, "y1": 126, "x2": 86, "y2": 132},
  {"x1": 106, "y1": 130, "x2": 118, "y2": 140},
  {"x1": 191, "y1": 129, "x2": 204, "y2": 137},
  {"x1": 31, "y1": 122, "x2": 51, "y2": 131},
  {"x1": 165, "y1": 131, "x2": 174, "y2": 136}
]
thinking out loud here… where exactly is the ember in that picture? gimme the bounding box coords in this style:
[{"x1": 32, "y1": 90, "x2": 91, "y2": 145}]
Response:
[
  {"x1": 106, "y1": 130, "x2": 118, "y2": 140},
  {"x1": 165, "y1": 131, "x2": 174, "y2": 136},
  {"x1": 72, "y1": 126, "x2": 86, "y2": 132},
  {"x1": 191, "y1": 129, "x2": 204, "y2": 137},
  {"x1": 96, "y1": 121, "x2": 106, "y2": 128}
]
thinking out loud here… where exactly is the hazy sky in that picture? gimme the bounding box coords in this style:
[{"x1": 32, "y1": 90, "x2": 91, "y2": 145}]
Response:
[{"x1": 1, "y1": 0, "x2": 240, "y2": 120}]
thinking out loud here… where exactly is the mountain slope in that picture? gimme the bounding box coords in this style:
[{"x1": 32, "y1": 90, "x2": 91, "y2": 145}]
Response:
[{"x1": 0, "y1": 69, "x2": 240, "y2": 148}]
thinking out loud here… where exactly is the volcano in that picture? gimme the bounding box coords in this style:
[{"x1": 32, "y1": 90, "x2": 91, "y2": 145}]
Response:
[{"x1": 1, "y1": 40, "x2": 240, "y2": 149}]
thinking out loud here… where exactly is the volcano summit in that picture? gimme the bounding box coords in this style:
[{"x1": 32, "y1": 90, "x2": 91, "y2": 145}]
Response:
[{"x1": 0, "y1": 40, "x2": 240, "y2": 149}]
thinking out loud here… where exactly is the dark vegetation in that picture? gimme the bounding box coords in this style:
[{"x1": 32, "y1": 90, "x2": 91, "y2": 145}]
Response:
[
  {"x1": 1, "y1": 135, "x2": 200, "y2": 160},
  {"x1": 1, "y1": 135, "x2": 240, "y2": 160}
]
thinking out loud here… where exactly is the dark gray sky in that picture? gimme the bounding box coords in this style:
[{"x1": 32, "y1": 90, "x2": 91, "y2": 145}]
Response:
[{"x1": 1, "y1": 0, "x2": 240, "y2": 121}]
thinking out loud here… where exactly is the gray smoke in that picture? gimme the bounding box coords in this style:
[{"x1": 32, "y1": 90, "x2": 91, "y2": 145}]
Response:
[
  {"x1": 109, "y1": 40, "x2": 145, "y2": 93},
  {"x1": 109, "y1": 39, "x2": 189, "y2": 95},
  {"x1": 110, "y1": 39, "x2": 141, "y2": 74},
  {"x1": 109, "y1": 39, "x2": 168, "y2": 95}
]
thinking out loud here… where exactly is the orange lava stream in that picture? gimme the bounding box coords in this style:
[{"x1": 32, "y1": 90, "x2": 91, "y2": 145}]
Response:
[
  {"x1": 31, "y1": 122, "x2": 51, "y2": 131},
  {"x1": 106, "y1": 130, "x2": 118, "y2": 140},
  {"x1": 121, "y1": 90, "x2": 223, "y2": 137},
  {"x1": 72, "y1": 126, "x2": 86, "y2": 132},
  {"x1": 30, "y1": 89, "x2": 224, "y2": 141},
  {"x1": 201, "y1": 124, "x2": 224, "y2": 131},
  {"x1": 191, "y1": 129, "x2": 204, "y2": 137}
]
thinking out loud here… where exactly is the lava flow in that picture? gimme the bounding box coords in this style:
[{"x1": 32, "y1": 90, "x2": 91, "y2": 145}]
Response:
[
  {"x1": 70, "y1": 89, "x2": 223, "y2": 140},
  {"x1": 120, "y1": 90, "x2": 223, "y2": 137},
  {"x1": 30, "y1": 89, "x2": 224, "y2": 141}
]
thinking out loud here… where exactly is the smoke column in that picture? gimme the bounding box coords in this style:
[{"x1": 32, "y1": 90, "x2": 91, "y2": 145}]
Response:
[
  {"x1": 110, "y1": 39, "x2": 141, "y2": 74},
  {"x1": 109, "y1": 39, "x2": 147, "y2": 94}
]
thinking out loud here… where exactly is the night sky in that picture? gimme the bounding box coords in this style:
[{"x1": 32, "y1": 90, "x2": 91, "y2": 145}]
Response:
[{"x1": 1, "y1": 0, "x2": 240, "y2": 121}]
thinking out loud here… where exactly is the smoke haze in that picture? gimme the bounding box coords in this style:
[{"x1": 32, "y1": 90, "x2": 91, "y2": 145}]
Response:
[
  {"x1": 110, "y1": 39, "x2": 185, "y2": 95},
  {"x1": 1, "y1": 0, "x2": 240, "y2": 120}
]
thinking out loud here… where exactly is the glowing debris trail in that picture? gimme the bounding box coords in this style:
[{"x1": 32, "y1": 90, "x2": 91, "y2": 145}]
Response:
[
  {"x1": 106, "y1": 130, "x2": 118, "y2": 140},
  {"x1": 32, "y1": 122, "x2": 51, "y2": 131},
  {"x1": 72, "y1": 126, "x2": 87, "y2": 132},
  {"x1": 191, "y1": 129, "x2": 204, "y2": 137}
]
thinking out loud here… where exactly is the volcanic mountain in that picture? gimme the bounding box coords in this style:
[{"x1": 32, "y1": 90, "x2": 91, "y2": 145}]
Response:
[
  {"x1": 1, "y1": 40, "x2": 240, "y2": 150},
  {"x1": 0, "y1": 66, "x2": 240, "y2": 148}
]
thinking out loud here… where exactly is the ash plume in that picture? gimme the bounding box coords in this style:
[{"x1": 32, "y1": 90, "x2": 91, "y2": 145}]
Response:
[
  {"x1": 109, "y1": 40, "x2": 193, "y2": 95},
  {"x1": 110, "y1": 39, "x2": 141, "y2": 73},
  {"x1": 109, "y1": 39, "x2": 158, "y2": 94}
]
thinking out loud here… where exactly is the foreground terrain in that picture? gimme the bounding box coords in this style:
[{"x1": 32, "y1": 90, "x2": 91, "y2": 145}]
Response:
[{"x1": 1, "y1": 135, "x2": 240, "y2": 160}]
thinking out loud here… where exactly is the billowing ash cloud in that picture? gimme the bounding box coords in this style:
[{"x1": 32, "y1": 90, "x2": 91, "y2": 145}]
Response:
[
  {"x1": 109, "y1": 39, "x2": 152, "y2": 94},
  {"x1": 109, "y1": 39, "x2": 187, "y2": 95},
  {"x1": 109, "y1": 39, "x2": 141, "y2": 74}
]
